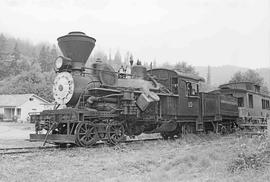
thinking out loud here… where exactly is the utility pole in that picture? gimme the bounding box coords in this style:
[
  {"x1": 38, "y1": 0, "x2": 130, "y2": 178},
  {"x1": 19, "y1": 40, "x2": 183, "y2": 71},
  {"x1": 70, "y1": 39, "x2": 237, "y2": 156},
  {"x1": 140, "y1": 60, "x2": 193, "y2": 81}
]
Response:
[
  {"x1": 108, "y1": 49, "x2": 112, "y2": 63},
  {"x1": 207, "y1": 65, "x2": 211, "y2": 85}
]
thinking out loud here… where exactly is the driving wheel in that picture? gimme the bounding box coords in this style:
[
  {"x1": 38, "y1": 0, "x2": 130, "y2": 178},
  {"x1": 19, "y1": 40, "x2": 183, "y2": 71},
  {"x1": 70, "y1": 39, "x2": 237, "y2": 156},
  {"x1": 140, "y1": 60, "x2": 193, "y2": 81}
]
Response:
[
  {"x1": 75, "y1": 121, "x2": 98, "y2": 147},
  {"x1": 106, "y1": 122, "x2": 125, "y2": 145}
]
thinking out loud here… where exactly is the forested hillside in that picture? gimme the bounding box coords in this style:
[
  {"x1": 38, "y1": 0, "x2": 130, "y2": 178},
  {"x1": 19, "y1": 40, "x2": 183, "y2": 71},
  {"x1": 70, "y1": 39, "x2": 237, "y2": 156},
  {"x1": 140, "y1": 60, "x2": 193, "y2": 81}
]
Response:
[
  {"x1": 0, "y1": 33, "x2": 59, "y2": 102},
  {"x1": 0, "y1": 33, "x2": 131, "y2": 102}
]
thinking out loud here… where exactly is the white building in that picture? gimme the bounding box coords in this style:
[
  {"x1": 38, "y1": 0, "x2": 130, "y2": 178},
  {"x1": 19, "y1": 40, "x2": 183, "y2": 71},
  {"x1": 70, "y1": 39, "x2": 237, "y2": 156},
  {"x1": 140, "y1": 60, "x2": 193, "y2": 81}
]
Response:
[{"x1": 0, "y1": 94, "x2": 54, "y2": 123}]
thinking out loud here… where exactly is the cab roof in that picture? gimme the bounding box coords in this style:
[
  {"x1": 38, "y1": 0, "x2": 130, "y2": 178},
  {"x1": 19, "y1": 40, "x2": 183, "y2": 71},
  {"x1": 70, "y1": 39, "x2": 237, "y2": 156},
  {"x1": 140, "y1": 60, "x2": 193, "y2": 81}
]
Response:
[{"x1": 148, "y1": 68, "x2": 205, "y2": 82}]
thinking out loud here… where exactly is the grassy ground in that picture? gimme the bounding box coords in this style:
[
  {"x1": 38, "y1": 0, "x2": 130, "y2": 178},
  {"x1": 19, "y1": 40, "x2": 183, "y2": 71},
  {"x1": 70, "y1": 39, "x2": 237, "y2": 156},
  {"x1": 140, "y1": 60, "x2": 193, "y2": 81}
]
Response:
[{"x1": 0, "y1": 134, "x2": 270, "y2": 182}]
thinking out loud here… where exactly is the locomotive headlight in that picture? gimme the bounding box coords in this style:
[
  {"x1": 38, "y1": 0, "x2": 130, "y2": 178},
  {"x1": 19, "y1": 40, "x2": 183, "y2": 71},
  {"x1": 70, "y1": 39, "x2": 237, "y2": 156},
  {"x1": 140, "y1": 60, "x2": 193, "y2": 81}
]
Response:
[
  {"x1": 55, "y1": 57, "x2": 63, "y2": 69},
  {"x1": 54, "y1": 56, "x2": 72, "y2": 71}
]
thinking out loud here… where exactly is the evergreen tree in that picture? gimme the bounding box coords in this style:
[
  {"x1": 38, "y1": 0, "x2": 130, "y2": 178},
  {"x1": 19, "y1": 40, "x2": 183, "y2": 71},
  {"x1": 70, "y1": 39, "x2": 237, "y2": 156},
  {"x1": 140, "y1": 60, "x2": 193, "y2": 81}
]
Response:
[
  {"x1": 12, "y1": 43, "x2": 20, "y2": 61},
  {"x1": 0, "y1": 61, "x2": 9, "y2": 79},
  {"x1": 38, "y1": 46, "x2": 46, "y2": 71},
  {"x1": 9, "y1": 43, "x2": 20, "y2": 75},
  {"x1": 50, "y1": 44, "x2": 58, "y2": 61},
  {"x1": 108, "y1": 49, "x2": 112, "y2": 65},
  {"x1": 0, "y1": 34, "x2": 7, "y2": 60},
  {"x1": 113, "y1": 50, "x2": 122, "y2": 67},
  {"x1": 123, "y1": 51, "x2": 130, "y2": 66},
  {"x1": 38, "y1": 45, "x2": 52, "y2": 72}
]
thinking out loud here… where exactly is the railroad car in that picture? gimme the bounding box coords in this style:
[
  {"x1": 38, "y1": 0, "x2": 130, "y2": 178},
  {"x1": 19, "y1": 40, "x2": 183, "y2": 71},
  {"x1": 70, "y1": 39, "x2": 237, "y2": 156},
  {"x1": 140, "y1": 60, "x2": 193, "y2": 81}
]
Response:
[
  {"x1": 30, "y1": 32, "x2": 239, "y2": 147},
  {"x1": 212, "y1": 82, "x2": 270, "y2": 133}
]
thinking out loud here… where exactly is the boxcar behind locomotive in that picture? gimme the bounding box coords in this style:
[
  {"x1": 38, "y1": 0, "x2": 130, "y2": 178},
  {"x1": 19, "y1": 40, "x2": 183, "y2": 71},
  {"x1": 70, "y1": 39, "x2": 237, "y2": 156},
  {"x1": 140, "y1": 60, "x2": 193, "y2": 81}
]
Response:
[{"x1": 30, "y1": 32, "x2": 239, "y2": 146}]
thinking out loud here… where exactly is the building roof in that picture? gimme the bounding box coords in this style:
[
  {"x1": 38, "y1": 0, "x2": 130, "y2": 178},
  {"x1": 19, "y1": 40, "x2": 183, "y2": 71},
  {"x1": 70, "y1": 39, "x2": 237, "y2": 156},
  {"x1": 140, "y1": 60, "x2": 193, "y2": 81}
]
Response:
[{"x1": 0, "y1": 94, "x2": 51, "y2": 107}]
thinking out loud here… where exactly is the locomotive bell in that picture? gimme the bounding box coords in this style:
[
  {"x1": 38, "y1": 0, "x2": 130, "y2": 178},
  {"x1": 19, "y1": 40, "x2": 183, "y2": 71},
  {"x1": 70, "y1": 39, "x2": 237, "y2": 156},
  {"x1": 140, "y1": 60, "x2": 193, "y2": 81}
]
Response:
[{"x1": 57, "y1": 31, "x2": 96, "y2": 70}]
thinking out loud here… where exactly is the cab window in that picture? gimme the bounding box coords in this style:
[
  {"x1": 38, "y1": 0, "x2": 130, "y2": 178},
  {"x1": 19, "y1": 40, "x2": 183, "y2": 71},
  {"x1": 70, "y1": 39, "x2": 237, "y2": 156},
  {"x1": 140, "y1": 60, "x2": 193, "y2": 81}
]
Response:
[
  {"x1": 186, "y1": 82, "x2": 199, "y2": 96},
  {"x1": 171, "y1": 77, "x2": 178, "y2": 94}
]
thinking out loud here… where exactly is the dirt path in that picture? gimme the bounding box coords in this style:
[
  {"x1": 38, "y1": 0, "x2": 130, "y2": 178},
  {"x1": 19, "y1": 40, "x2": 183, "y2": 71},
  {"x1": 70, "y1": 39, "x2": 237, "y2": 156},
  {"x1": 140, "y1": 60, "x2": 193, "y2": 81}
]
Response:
[
  {"x1": 0, "y1": 123, "x2": 45, "y2": 148},
  {"x1": 0, "y1": 125, "x2": 30, "y2": 140}
]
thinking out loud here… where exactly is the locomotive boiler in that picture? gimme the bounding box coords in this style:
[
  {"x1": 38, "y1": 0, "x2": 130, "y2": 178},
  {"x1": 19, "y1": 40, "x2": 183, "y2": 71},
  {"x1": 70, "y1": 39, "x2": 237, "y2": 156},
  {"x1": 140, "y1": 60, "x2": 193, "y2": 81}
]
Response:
[{"x1": 30, "y1": 32, "x2": 239, "y2": 147}]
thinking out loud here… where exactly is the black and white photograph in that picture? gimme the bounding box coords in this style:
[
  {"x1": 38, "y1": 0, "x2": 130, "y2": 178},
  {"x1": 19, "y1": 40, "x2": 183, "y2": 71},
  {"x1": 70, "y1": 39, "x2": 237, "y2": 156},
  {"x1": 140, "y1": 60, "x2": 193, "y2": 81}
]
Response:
[{"x1": 0, "y1": 0, "x2": 270, "y2": 181}]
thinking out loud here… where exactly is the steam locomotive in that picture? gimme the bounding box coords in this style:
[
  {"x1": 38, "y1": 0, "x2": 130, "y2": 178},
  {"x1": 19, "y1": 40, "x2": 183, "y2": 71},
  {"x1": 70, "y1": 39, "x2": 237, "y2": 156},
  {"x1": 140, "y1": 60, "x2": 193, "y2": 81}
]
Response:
[{"x1": 30, "y1": 32, "x2": 240, "y2": 147}]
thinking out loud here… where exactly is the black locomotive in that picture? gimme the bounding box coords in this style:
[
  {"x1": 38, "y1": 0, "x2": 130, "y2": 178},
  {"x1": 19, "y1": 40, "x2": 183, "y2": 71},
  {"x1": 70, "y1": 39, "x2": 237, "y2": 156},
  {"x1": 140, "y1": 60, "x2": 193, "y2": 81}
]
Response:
[{"x1": 30, "y1": 32, "x2": 239, "y2": 147}]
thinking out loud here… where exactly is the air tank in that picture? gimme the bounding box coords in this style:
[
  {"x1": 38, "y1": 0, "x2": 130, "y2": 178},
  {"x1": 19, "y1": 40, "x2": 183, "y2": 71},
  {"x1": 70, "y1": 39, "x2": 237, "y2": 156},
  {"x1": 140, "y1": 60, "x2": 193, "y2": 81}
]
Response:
[{"x1": 57, "y1": 31, "x2": 96, "y2": 70}]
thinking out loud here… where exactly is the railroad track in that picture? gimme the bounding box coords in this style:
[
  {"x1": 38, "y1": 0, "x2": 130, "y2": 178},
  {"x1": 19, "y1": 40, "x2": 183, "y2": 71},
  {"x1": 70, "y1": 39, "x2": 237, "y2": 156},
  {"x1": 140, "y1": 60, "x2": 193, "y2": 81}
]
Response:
[
  {"x1": 0, "y1": 137, "x2": 163, "y2": 155},
  {"x1": 0, "y1": 146, "x2": 60, "y2": 155},
  {"x1": 2, "y1": 135, "x2": 233, "y2": 155}
]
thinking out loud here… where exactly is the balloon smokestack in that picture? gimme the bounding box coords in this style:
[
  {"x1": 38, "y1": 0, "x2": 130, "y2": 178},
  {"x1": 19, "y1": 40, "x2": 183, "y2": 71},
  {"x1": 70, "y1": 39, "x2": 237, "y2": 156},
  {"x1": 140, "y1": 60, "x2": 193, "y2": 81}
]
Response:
[{"x1": 57, "y1": 31, "x2": 96, "y2": 70}]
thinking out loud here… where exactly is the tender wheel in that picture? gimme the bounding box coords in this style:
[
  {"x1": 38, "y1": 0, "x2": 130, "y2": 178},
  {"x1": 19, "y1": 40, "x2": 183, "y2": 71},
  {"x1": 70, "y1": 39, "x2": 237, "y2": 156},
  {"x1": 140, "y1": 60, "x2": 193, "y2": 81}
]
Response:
[
  {"x1": 181, "y1": 123, "x2": 195, "y2": 135},
  {"x1": 106, "y1": 122, "x2": 125, "y2": 145},
  {"x1": 161, "y1": 132, "x2": 169, "y2": 140},
  {"x1": 161, "y1": 124, "x2": 181, "y2": 140},
  {"x1": 161, "y1": 131, "x2": 180, "y2": 140},
  {"x1": 217, "y1": 124, "x2": 227, "y2": 135},
  {"x1": 75, "y1": 122, "x2": 98, "y2": 147}
]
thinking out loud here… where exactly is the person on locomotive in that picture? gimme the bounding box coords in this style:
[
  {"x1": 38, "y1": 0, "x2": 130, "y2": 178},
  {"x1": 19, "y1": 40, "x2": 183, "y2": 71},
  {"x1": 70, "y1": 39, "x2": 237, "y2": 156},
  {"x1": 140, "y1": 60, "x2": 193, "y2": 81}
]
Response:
[{"x1": 118, "y1": 65, "x2": 126, "y2": 78}]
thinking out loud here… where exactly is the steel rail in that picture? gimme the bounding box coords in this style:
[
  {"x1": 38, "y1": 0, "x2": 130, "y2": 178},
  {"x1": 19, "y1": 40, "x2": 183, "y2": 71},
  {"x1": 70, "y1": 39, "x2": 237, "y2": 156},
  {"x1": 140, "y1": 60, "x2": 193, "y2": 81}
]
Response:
[{"x1": 0, "y1": 137, "x2": 163, "y2": 155}]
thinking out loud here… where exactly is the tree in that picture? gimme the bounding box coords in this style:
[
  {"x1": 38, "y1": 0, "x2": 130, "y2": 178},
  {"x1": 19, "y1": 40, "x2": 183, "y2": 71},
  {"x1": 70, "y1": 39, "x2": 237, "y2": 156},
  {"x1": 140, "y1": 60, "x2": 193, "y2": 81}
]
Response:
[
  {"x1": 9, "y1": 43, "x2": 21, "y2": 75},
  {"x1": 229, "y1": 71, "x2": 243, "y2": 83},
  {"x1": 0, "y1": 34, "x2": 7, "y2": 60},
  {"x1": 12, "y1": 43, "x2": 20, "y2": 61},
  {"x1": 113, "y1": 50, "x2": 122, "y2": 66},
  {"x1": 38, "y1": 46, "x2": 47, "y2": 71},
  {"x1": 229, "y1": 69, "x2": 268, "y2": 94},
  {"x1": 123, "y1": 51, "x2": 131, "y2": 66},
  {"x1": 38, "y1": 45, "x2": 53, "y2": 72},
  {"x1": 50, "y1": 44, "x2": 58, "y2": 62},
  {"x1": 0, "y1": 61, "x2": 10, "y2": 79},
  {"x1": 0, "y1": 66, "x2": 55, "y2": 102},
  {"x1": 174, "y1": 61, "x2": 197, "y2": 74},
  {"x1": 229, "y1": 69, "x2": 264, "y2": 85}
]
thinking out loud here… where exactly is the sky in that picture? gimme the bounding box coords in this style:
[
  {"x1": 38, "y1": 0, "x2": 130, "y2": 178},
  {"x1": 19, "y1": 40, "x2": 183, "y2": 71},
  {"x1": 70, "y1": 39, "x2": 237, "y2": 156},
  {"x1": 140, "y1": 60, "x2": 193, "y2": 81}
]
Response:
[{"x1": 0, "y1": 0, "x2": 269, "y2": 68}]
